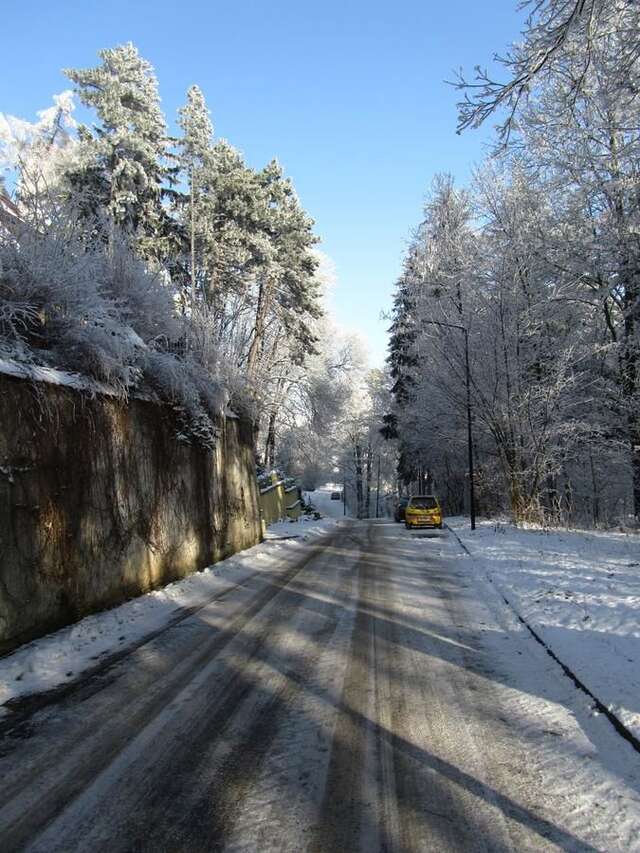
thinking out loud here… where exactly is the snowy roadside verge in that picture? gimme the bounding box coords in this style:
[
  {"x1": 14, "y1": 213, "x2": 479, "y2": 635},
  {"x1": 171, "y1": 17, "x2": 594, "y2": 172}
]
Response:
[
  {"x1": 448, "y1": 517, "x2": 640, "y2": 742},
  {"x1": 0, "y1": 516, "x2": 341, "y2": 712}
]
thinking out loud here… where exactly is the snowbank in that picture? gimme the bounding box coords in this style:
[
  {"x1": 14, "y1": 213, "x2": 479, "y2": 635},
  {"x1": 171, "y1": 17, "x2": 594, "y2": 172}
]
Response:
[
  {"x1": 449, "y1": 518, "x2": 640, "y2": 741},
  {"x1": 0, "y1": 515, "x2": 341, "y2": 711},
  {"x1": 0, "y1": 357, "x2": 127, "y2": 397}
]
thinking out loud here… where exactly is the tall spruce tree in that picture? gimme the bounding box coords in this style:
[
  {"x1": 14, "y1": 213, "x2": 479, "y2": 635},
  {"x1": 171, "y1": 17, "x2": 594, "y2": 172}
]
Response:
[
  {"x1": 247, "y1": 160, "x2": 320, "y2": 377},
  {"x1": 64, "y1": 43, "x2": 172, "y2": 261}
]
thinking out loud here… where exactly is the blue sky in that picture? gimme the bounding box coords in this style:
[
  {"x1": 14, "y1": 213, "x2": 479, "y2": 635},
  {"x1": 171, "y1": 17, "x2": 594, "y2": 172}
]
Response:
[{"x1": 2, "y1": 0, "x2": 525, "y2": 365}]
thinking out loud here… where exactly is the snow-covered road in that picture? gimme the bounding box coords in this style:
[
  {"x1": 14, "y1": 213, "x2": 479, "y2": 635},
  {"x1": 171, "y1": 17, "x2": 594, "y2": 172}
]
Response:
[
  {"x1": 303, "y1": 484, "x2": 347, "y2": 518},
  {"x1": 1, "y1": 521, "x2": 639, "y2": 851}
]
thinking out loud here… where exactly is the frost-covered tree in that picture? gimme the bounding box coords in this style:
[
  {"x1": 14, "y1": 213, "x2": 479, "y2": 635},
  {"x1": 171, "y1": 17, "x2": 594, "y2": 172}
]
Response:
[
  {"x1": 64, "y1": 43, "x2": 173, "y2": 260},
  {"x1": 0, "y1": 91, "x2": 78, "y2": 213},
  {"x1": 446, "y1": 0, "x2": 640, "y2": 523},
  {"x1": 512, "y1": 72, "x2": 640, "y2": 519},
  {"x1": 387, "y1": 168, "x2": 599, "y2": 523},
  {"x1": 246, "y1": 160, "x2": 320, "y2": 378},
  {"x1": 333, "y1": 365, "x2": 397, "y2": 518},
  {"x1": 0, "y1": 42, "x2": 323, "y2": 457},
  {"x1": 202, "y1": 140, "x2": 266, "y2": 326},
  {"x1": 272, "y1": 316, "x2": 357, "y2": 481},
  {"x1": 387, "y1": 175, "x2": 476, "y2": 491},
  {"x1": 455, "y1": 0, "x2": 640, "y2": 142}
]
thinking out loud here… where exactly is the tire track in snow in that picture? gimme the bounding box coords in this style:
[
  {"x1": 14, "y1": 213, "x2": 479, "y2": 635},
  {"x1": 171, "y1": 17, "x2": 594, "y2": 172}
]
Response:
[{"x1": 0, "y1": 531, "x2": 351, "y2": 852}]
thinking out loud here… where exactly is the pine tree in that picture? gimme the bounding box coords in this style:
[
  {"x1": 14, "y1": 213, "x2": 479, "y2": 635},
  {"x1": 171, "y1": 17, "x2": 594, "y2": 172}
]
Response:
[
  {"x1": 247, "y1": 160, "x2": 320, "y2": 377},
  {"x1": 206, "y1": 140, "x2": 266, "y2": 300},
  {"x1": 64, "y1": 43, "x2": 172, "y2": 261}
]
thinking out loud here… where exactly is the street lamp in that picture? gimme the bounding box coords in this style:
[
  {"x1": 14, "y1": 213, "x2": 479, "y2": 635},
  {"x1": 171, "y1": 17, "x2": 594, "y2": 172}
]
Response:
[{"x1": 423, "y1": 320, "x2": 476, "y2": 531}]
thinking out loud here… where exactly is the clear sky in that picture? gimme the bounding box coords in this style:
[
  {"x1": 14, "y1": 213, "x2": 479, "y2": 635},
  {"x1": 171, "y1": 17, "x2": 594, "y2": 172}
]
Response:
[{"x1": 2, "y1": 0, "x2": 525, "y2": 365}]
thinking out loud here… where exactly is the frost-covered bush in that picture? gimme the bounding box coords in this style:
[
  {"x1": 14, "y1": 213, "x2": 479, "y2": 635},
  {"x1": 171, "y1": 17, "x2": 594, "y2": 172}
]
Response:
[
  {"x1": 0, "y1": 205, "x2": 230, "y2": 447},
  {"x1": 0, "y1": 213, "x2": 137, "y2": 389},
  {"x1": 103, "y1": 234, "x2": 181, "y2": 348},
  {"x1": 143, "y1": 350, "x2": 228, "y2": 446},
  {"x1": 183, "y1": 305, "x2": 253, "y2": 420}
]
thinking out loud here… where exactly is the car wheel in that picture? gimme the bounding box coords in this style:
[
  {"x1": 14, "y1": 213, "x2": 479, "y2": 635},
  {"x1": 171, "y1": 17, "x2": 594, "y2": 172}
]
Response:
[{"x1": 405, "y1": 522, "x2": 410, "y2": 530}]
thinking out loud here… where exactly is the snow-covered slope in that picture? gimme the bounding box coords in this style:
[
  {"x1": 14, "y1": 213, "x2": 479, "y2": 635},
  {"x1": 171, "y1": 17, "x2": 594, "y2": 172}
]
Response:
[{"x1": 449, "y1": 517, "x2": 640, "y2": 742}]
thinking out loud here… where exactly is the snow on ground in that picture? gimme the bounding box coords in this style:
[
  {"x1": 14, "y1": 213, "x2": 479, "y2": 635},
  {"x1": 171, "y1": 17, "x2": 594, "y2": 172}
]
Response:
[
  {"x1": 303, "y1": 483, "x2": 347, "y2": 519},
  {"x1": 0, "y1": 515, "x2": 340, "y2": 712},
  {"x1": 0, "y1": 357, "x2": 124, "y2": 397},
  {"x1": 426, "y1": 524, "x2": 640, "y2": 848},
  {"x1": 448, "y1": 517, "x2": 640, "y2": 742}
]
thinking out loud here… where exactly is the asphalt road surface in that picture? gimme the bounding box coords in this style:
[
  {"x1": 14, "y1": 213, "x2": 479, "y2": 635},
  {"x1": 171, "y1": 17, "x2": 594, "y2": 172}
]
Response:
[{"x1": 0, "y1": 520, "x2": 638, "y2": 851}]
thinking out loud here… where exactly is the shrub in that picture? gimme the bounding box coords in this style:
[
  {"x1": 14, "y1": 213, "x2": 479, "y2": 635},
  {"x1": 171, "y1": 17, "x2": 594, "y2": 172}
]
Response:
[{"x1": 0, "y1": 204, "x2": 230, "y2": 446}]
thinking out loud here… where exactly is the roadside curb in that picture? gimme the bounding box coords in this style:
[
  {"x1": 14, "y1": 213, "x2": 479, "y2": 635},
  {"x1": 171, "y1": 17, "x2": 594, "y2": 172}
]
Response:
[{"x1": 444, "y1": 522, "x2": 640, "y2": 757}]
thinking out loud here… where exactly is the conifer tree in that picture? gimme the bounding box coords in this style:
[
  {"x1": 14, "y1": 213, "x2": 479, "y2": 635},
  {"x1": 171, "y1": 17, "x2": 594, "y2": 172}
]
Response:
[
  {"x1": 207, "y1": 140, "x2": 267, "y2": 298},
  {"x1": 247, "y1": 160, "x2": 320, "y2": 377},
  {"x1": 64, "y1": 43, "x2": 172, "y2": 261}
]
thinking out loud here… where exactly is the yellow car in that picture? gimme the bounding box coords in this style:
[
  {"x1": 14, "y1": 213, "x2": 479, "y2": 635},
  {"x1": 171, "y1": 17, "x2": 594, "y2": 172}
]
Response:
[{"x1": 404, "y1": 495, "x2": 443, "y2": 529}]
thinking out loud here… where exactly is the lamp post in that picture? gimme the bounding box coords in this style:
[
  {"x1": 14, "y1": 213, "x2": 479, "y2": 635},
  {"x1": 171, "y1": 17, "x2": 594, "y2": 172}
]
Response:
[{"x1": 423, "y1": 320, "x2": 476, "y2": 531}]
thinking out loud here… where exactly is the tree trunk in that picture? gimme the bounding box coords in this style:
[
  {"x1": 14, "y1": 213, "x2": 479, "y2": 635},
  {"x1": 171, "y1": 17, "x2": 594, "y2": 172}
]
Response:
[
  {"x1": 247, "y1": 275, "x2": 274, "y2": 378},
  {"x1": 426, "y1": 468, "x2": 434, "y2": 493},
  {"x1": 618, "y1": 295, "x2": 640, "y2": 519},
  {"x1": 264, "y1": 410, "x2": 277, "y2": 470},
  {"x1": 621, "y1": 281, "x2": 640, "y2": 519},
  {"x1": 506, "y1": 461, "x2": 528, "y2": 524},
  {"x1": 190, "y1": 173, "x2": 196, "y2": 306},
  {"x1": 589, "y1": 454, "x2": 600, "y2": 527},
  {"x1": 563, "y1": 477, "x2": 574, "y2": 528},
  {"x1": 608, "y1": 126, "x2": 640, "y2": 519},
  {"x1": 544, "y1": 473, "x2": 560, "y2": 524},
  {"x1": 629, "y1": 422, "x2": 640, "y2": 522}
]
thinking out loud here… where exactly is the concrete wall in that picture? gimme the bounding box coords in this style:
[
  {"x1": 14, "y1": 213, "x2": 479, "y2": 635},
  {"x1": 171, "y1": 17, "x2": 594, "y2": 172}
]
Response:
[
  {"x1": 0, "y1": 373, "x2": 262, "y2": 653},
  {"x1": 259, "y1": 477, "x2": 302, "y2": 525}
]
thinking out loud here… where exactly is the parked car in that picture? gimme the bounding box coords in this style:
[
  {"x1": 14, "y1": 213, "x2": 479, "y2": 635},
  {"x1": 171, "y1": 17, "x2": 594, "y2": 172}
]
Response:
[
  {"x1": 394, "y1": 496, "x2": 410, "y2": 522},
  {"x1": 404, "y1": 495, "x2": 443, "y2": 529},
  {"x1": 330, "y1": 491, "x2": 342, "y2": 501}
]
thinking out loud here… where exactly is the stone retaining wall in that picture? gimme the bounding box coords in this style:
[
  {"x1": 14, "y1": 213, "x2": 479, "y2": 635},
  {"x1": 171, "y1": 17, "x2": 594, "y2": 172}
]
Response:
[{"x1": 0, "y1": 373, "x2": 261, "y2": 653}]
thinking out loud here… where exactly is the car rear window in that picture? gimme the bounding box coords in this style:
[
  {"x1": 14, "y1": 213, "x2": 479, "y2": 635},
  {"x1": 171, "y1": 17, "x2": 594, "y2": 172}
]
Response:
[{"x1": 409, "y1": 496, "x2": 437, "y2": 509}]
